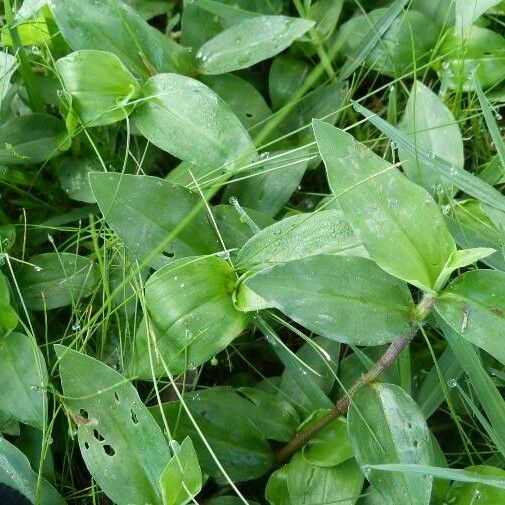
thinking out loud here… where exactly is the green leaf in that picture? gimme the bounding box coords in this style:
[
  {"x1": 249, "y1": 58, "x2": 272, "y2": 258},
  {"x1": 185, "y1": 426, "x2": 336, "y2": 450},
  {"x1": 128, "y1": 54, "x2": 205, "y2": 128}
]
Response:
[
  {"x1": 286, "y1": 452, "x2": 363, "y2": 505},
  {"x1": 245, "y1": 255, "x2": 414, "y2": 345},
  {"x1": 0, "y1": 51, "x2": 17, "y2": 104},
  {"x1": 266, "y1": 464, "x2": 290, "y2": 505},
  {"x1": 160, "y1": 437, "x2": 202, "y2": 505},
  {"x1": 56, "y1": 155, "x2": 100, "y2": 203},
  {"x1": 222, "y1": 150, "x2": 309, "y2": 217},
  {"x1": 236, "y1": 209, "x2": 365, "y2": 272},
  {"x1": 128, "y1": 256, "x2": 249, "y2": 377},
  {"x1": 55, "y1": 345, "x2": 170, "y2": 505},
  {"x1": 17, "y1": 253, "x2": 98, "y2": 311},
  {"x1": 0, "y1": 113, "x2": 67, "y2": 165},
  {"x1": 49, "y1": 0, "x2": 194, "y2": 78},
  {"x1": 455, "y1": 0, "x2": 502, "y2": 35},
  {"x1": 133, "y1": 74, "x2": 254, "y2": 171},
  {"x1": 438, "y1": 26, "x2": 505, "y2": 90},
  {"x1": 435, "y1": 270, "x2": 505, "y2": 366},
  {"x1": 348, "y1": 383, "x2": 433, "y2": 505},
  {"x1": 196, "y1": 15, "x2": 314, "y2": 75},
  {"x1": 446, "y1": 465, "x2": 505, "y2": 503},
  {"x1": 302, "y1": 411, "x2": 353, "y2": 467},
  {"x1": 0, "y1": 272, "x2": 17, "y2": 333},
  {"x1": 275, "y1": 335, "x2": 339, "y2": 416},
  {"x1": 0, "y1": 332, "x2": 47, "y2": 430},
  {"x1": 55, "y1": 50, "x2": 140, "y2": 126},
  {"x1": 269, "y1": 55, "x2": 310, "y2": 110},
  {"x1": 89, "y1": 173, "x2": 219, "y2": 267},
  {"x1": 314, "y1": 119, "x2": 456, "y2": 290},
  {"x1": 399, "y1": 80, "x2": 464, "y2": 196},
  {"x1": 340, "y1": 8, "x2": 438, "y2": 77},
  {"x1": 151, "y1": 387, "x2": 273, "y2": 483},
  {"x1": 237, "y1": 387, "x2": 300, "y2": 442},
  {"x1": 200, "y1": 73, "x2": 272, "y2": 130},
  {"x1": 434, "y1": 247, "x2": 495, "y2": 291},
  {"x1": 0, "y1": 438, "x2": 65, "y2": 505}
]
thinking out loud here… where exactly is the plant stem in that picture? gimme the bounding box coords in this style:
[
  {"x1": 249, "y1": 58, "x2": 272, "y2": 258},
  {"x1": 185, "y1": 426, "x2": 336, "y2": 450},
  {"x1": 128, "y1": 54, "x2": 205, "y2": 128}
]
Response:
[
  {"x1": 273, "y1": 294, "x2": 436, "y2": 464},
  {"x1": 4, "y1": 0, "x2": 45, "y2": 113}
]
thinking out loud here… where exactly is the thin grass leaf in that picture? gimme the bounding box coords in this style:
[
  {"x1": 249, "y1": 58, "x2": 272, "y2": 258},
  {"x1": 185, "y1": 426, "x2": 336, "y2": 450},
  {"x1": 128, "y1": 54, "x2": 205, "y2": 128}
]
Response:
[
  {"x1": 339, "y1": 0, "x2": 408, "y2": 79},
  {"x1": 365, "y1": 464, "x2": 505, "y2": 490},
  {"x1": 474, "y1": 73, "x2": 505, "y2": 178},
  {"x1": 353, "y1": 102, "x2": 505, "y2": 213}
]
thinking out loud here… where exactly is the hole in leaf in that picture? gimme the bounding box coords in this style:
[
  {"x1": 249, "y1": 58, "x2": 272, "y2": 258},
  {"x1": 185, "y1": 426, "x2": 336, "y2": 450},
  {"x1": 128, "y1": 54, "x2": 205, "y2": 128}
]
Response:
[
  {"x1": 162, "y1": 251, "x2": 175, "y2": 258},
  {"x1": 114, "y1": 392, "x2": 120, "y2": 403},
  {"x1": 407, "y1": 422, "x2": 412, "y2": 429},
  {"x1": 103, "y1": 444, "x2": 115, "y2": 456},
  {"x1": 131, "y1": 409, "x2": 138, "y2": 424},
  {"x1": 245, "y1": 112, "x2": 253, "y2": 118},
  {"x1": 413, "y1": 440, "x2": 419, "y2": 448},
  {"x1": 79, "y1": 408, "x2": 89, "y2": 419},
  {"x1": 93, "y1": 429, "x2": 105, "y2": 442},
  {"x1": 84, "y1": 441, "x2": 89, "y2": 449}
]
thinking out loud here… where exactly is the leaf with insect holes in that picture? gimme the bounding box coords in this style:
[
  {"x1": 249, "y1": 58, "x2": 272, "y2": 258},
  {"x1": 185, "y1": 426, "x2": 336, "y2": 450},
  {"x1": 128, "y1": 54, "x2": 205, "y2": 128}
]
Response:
[
  {"x1": 55, "y1": 345, "x2": 170, "y2": 505},
  {"x1": 348, "y1": 383, "x2": 433, "y2": 505},
  {"x1": 313, "y1": 119, "x2": 456, "y2": 290},
  {"x1": 436, "y1": 270, "x2": 505, "y2": 365}
]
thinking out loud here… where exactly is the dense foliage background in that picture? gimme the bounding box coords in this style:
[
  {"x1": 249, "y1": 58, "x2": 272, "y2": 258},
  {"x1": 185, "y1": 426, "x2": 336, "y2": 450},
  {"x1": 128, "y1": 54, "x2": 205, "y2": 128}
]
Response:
[{"x1": 1, "y1": 0, "x2": 505, "y2": 504}]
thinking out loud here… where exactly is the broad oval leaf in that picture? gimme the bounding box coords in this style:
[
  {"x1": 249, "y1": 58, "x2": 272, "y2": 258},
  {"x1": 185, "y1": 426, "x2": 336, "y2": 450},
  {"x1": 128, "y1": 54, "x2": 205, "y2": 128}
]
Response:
[
  {"x1": 160, "y1": 437, "x2": 202, "y2": 505},
  {"x1": 133, "y1": 73, "x2": 255, "y2": 171},
  {"x1": 200, "y1": 73, "x2": 272, "y2": 130},
  {"x1": 49, "y1": 0, "x2": 194, "y2": 78},
  {"x1": 455, "y1": 0, "x2": 502, "y2": 35},
  {"x1": 55, "y1": 345, "x2": 170, "y2": 505},
  {"x1": 313, "y1": 119, "x2": 456, "y2": 290},
  {"x1": 446, "y1": 465, "x2": 505, "y2": 504},
  {"x1": 236, "y1": 209, "x2": 365, "y2": 271},
  {"x1": 55, "y1": 50, "x2": 140, "y2": 126},
  {"x1": 17, "y1": 253, "x2": 98, "y2": 311},
  {"x1": 0, "y1": 438, "x2": 65, "y2": 505},
  {"x1": 435, "y1": 270, "x2": 505, "y2": 365},
  {"x1": 151, "y1": 387, "x2": 274, "y2": 483},
  {"x1": 89, "y1": 173, "x2": 219, "y2": 267},
  {"x1": 0, "y1": 114, "x2": 67, "y2": 166},
  {"x1": 400, "y1": 80, "x2": 464, "y2": 196},
  {"x1": 348, "y1": 383, "x2": 433, "y2": 505},
  {"x1": 245, "y1": 255, "x2": 414, "y2": 345},
  {"x1": 302, "y1": 411, "x2": 353, "y2": 467},
  {"x1": 0, "y1": 332, "x2": 48, "y2": 430},
  {"x1": 288, "y1": 455, "x2": 363, "y2": 505},
  {"x1": 196, "y1": 15, "x2": 314, "y2": 75},
  {"x1": 128, "y1": 256, "x2": 249, "y2": 377}
]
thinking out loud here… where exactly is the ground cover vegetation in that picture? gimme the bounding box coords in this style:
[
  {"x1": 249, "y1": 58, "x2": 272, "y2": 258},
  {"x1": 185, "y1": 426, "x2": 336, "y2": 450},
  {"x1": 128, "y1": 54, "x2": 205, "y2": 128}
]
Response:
[{"x1": 1, "y1": 0, "x2": 505, "y2": 503}]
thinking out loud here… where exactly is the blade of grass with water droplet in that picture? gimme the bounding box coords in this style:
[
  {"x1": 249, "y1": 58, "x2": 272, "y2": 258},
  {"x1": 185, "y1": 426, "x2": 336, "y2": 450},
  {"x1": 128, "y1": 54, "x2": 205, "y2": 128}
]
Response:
[{"x1": 353, "y1": 102, "x2": 505, "y2": 213}]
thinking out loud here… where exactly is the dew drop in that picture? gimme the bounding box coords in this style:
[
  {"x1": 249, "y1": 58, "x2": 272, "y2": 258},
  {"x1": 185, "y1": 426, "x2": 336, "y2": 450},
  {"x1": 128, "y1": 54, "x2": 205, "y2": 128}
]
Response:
[{"x1": 447, "y1": 378, "x2": 458, "y2": 388}]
